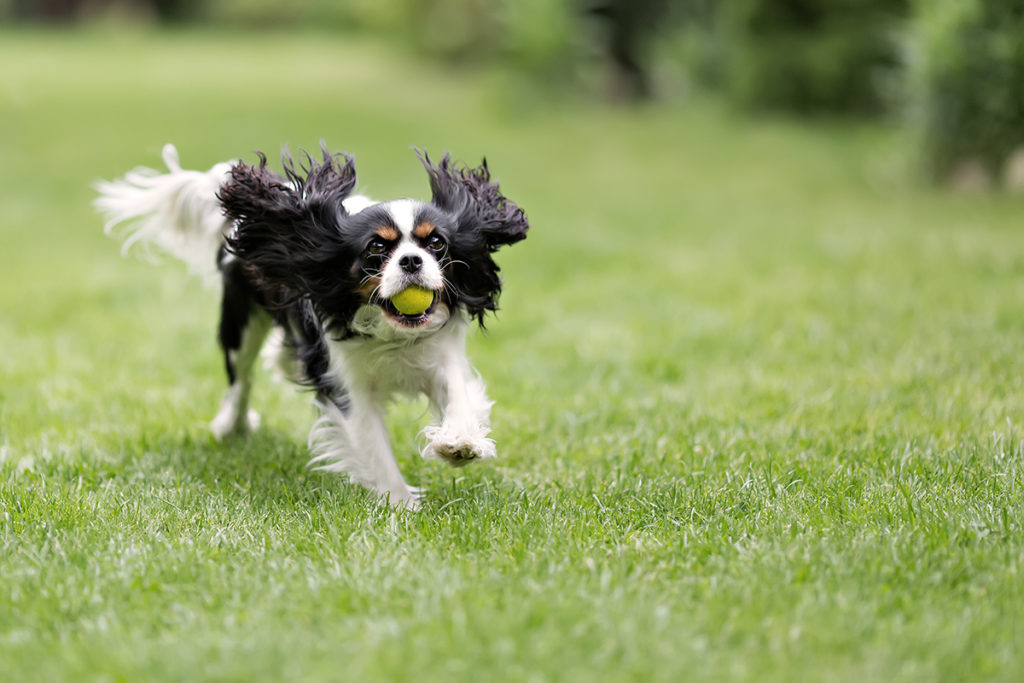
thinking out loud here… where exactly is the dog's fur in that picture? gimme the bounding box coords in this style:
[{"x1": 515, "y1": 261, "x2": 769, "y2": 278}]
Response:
[{"x1": 95, "y1": 144, "x2": 528, "y2": 508}]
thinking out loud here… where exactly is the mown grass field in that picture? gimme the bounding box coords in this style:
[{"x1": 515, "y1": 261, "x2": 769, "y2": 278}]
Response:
[{"x1": 1, "y1": 29, "x2": 1023, "y2": 682}]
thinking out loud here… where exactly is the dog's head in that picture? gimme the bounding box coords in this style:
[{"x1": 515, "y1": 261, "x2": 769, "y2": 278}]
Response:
[{"x1": 218, "y1": 147, "x2": 528, "y2": 335}]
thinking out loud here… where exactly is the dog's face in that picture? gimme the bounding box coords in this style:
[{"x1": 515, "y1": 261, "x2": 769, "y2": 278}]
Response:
[
  {"x1": 218, "y1": 149, "x2": 528, "y2": 336},
  {"x1": 344, "y1": 199, "x2": 450, "y2": 330}
]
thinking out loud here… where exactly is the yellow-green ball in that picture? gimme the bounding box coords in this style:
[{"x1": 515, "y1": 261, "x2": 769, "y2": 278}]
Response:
[{"x1": 391, "y1": 286, "x2": 435, "y2": 315}]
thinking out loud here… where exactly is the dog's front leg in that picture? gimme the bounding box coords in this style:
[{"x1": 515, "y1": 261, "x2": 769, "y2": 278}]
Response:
[
  {"x1": 308, "y1": 395, "x2": 420, "y2": 509},
  {"x1": 421, "y1": 349, "x2": 497, "y2": 468}
]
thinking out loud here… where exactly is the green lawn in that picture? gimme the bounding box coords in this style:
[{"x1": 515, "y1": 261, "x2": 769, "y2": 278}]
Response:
[{"x1": 2, "y1": 29, "x2": 1023, "y2": 682}]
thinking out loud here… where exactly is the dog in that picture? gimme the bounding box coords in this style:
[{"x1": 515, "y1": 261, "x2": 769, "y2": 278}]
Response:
[{"x1": 95, "y1": 144, "x2": 529, "y2": 509}]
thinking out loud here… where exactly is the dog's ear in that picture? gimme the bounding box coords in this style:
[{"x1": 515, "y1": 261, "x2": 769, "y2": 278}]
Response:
[
  {"x1": 219, "y1": 148, "x2": 357, "y2": 304},
  {"x1": 417, "y1": 150, "x2": 529, "y2": 326},
  {"x1": 417, "y1": 150, "x2": 529, "y2": 251}
]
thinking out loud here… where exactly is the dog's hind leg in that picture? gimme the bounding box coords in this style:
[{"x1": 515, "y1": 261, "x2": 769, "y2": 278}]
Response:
[{"x1": 210, "y1": 252, "x2": 272, "y2": 440}]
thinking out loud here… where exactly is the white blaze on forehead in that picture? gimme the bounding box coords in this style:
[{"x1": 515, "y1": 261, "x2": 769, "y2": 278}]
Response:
[
  {"x1": 384, "y1": 199, "x2": 418, "y2": 239},
  {"x1": 375, "y1": 199, "x2": 444, "y2": 298}
]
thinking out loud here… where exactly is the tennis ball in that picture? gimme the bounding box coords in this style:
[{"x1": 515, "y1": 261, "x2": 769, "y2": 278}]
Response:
[{"x1": 391, "y1": 286, "x2": 435, "y2": 315}]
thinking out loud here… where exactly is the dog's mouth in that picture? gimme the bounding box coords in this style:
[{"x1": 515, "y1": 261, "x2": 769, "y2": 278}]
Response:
[{"x1": 378, "y1": 294, "x2": 440, "y2": 328}]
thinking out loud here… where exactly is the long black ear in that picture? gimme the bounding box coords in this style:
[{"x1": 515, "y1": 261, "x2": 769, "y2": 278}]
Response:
[
  {"x1": 417, "y1": 150, "x2": 529, "y2": 326},
  {"x1": 218, "y1": 147, "x2": 357, "y2": 304},
  {"x1": 416, "y1": 150, "x2": 529, "y2": 250}
]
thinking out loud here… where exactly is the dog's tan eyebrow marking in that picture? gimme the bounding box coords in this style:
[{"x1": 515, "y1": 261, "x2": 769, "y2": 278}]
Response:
[
  {"x1": 376, "y1": 226, "x2": 399, "y2": 241},
  {"x1": 413, "y1": 221, "x2": 436, "y2": 239}
]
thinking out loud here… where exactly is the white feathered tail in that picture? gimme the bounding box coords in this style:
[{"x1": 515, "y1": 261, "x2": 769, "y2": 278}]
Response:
[{"x1": 94, "y1": 144, "x2": 233, "y2": 283}]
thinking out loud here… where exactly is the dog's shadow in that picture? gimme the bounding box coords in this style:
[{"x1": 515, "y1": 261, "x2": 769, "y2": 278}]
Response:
[
  {"x1": 121, "y1": 423, "x2": 483, "y2": 514},
  {"x1": 120, "y1": 426, "x2": 354, "y2": 510},
  {"x1": 115, "y1": 428, "x2": 696, "y2": 534}
]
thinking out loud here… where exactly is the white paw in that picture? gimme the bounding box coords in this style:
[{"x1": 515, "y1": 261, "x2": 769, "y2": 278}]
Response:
[
  {"x1": 421, "y1": 427, "x2": 496, "y2": 468},
  {"x1": 210, "y1": 409, "x2": 261, "y2": 441}
]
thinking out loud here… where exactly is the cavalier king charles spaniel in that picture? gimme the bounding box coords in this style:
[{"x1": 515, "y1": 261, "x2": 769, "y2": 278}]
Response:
[{"x1": 96, "y1": 144, "x2": 528, "y2": 509}]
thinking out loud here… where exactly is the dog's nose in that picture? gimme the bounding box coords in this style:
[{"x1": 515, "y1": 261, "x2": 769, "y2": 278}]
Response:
[{"x1": 399, "y1": 253, "x2": 422, "y2": 273}]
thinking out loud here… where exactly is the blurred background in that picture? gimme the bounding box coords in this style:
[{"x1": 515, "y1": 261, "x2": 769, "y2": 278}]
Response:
[{"x1": 3, "y1": 0, "x2": 1024, "y2": 188}]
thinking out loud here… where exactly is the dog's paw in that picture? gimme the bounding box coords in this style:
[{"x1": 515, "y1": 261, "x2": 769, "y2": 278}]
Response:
[
  {"x1": 421, "y1": 427, "x2": 496, "y2": 468},
  {"x1": 210, "y1": 409, "x2": 261, "y2": 441}
]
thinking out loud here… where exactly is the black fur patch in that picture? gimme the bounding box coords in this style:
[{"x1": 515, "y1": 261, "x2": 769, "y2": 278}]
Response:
[
  {"x1": 217, "y1": 246, "x2": 261, "y2": 385},
  {"x1": 218, "y1": 147, "x2": 364, "y2": 325},
  {"x1": 282, "y1": 299, "x2": 351, "y2": 413}
]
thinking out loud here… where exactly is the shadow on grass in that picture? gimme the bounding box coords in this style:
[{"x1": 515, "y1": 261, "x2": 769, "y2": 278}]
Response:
[
  {"x1": 115, "y1": 426, "x2": 496, "y2": 513},
  {"x1": 106, "y1": 426, "x2": 353, "y2": 509},
  {"x1": 24, "y1": 420, "x2": 704, "y2": 527}
]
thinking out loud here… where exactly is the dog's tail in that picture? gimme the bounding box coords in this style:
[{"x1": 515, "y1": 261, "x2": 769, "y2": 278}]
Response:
[{"x1": 94, "y1": 144, "x2": 233, "y2": 283}]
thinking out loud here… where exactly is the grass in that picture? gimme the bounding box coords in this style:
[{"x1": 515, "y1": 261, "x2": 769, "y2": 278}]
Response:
[{"x1": 2, "y1": 28, "x2": 1023, "y2": 682}]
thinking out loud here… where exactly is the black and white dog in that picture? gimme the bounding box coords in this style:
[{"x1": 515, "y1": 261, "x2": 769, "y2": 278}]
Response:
[{"x1": 96, "y1": 144, "x2": 528, "y2": 508}]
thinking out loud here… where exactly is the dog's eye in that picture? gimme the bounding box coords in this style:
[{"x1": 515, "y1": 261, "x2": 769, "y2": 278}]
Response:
[
  {"x1": 427, "y1": 235, "x2": 446, "y2": 252},
  {"x1": 367, "y1": 238, "x2": 387, "y2": 256}
]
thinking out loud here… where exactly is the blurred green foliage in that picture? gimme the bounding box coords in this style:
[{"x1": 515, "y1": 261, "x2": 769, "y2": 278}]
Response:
[
  {"x1": 909, "y1": 0, "x2": 1024, "y2": 184},
  {"x1": 6, "y1": 0, "x2": 1024, "y2": 186},
  {"x1": 717, "y1": 0, "x2": 908, "y2": 115},
  {"x1": 206, "y1": 0, "x2": 583, "y2": 84}
]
